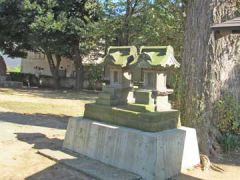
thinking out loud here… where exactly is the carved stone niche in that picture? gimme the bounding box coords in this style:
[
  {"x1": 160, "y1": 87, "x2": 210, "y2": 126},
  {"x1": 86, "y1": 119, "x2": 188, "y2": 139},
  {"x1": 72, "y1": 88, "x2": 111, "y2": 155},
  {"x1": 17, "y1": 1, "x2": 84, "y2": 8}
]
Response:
[{"x1": 109, "y1": 66, "x2": 132, "y2": 88}]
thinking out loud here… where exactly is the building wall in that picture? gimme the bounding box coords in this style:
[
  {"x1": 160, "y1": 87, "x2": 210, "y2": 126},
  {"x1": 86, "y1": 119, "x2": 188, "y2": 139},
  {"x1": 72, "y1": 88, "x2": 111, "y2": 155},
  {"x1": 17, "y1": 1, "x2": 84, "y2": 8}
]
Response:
[{"x1": 21, "y1": 52, "x2": 75, "y2": 77}]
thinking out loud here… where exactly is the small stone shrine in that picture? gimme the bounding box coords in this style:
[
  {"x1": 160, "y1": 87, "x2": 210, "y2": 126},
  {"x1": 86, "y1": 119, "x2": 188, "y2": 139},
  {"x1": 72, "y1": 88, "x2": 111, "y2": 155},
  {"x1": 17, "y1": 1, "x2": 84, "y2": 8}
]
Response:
[
  {"x1": 134, "y1": 46, "x2": 180, "y2": 112},
  {"x1": 96, "y1": 46, "x2": 137, "y2": 105},
  {"x1": 64, "y1": 46, "x2": 200, "y2": 180}
]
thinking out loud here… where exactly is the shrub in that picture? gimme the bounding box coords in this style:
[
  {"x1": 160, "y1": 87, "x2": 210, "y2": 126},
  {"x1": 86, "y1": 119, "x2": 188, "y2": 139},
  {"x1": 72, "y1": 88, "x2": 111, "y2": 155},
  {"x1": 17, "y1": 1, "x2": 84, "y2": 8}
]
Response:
[
  {"x1": 87, "y1": 64, "x2": 103, "y2": 90},
  {"x1": 214, "y1": 95, "x2": 240, "y2": 152}
]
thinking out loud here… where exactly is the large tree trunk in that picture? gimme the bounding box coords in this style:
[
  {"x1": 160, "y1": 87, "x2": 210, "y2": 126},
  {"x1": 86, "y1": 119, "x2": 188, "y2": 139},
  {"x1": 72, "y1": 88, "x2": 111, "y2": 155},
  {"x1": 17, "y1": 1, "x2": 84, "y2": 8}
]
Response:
[
  {"x1": 181, "y1": 0, "x2": 239, "y2": 156},
  {"x1": 73, "y1": 41, "x2": 84, "y2": 90},
  {"x1": 118, "y1": 0, "x2": 139, "y2": 45}
]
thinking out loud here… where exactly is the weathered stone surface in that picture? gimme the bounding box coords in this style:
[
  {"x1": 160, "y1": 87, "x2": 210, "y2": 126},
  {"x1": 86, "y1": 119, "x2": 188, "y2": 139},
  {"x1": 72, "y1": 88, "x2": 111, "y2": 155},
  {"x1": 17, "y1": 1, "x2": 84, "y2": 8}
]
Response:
[
  {"x1": 96, "y1": 86, "x2": 132, "y2": 106},
  {"x1": 134, "y1": 90, "x2": 155, "y2": 105},
  {"x1": 63, "y1": 118, "x2": 200, "y2": 180},
  {"x1": 84, "y1": 103, "x2": 180, "y2": 132}
]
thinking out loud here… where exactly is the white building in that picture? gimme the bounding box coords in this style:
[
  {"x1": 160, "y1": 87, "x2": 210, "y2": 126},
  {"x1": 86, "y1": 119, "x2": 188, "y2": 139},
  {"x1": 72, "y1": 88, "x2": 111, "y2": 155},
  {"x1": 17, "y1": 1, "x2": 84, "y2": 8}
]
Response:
[{"x1": 21, "y1": 51, "x2": 104, "y2": 77}]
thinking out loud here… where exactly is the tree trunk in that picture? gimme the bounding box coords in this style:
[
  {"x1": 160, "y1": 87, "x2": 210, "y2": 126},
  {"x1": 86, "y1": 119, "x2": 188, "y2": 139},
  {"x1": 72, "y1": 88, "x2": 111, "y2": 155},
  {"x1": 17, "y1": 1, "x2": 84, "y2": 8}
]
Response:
[
  {"x1": 119, "y1": 0, "x2": 138, "y2": 45},
  {"x1": 46, "y1": 53, "x2": 61, "y2": 89},
  {"x1": 73, "y1": 42, "x2": 84, "y2": 90},
  {"x1": 54, "y1": 54, "x2": 62, "y2": 88},
  {"x1": 181, "y1": 0, "x2": 239, "y2": 156},
  {"x1": 0, "y1": 56, "x2": 6, "y2": 76}
]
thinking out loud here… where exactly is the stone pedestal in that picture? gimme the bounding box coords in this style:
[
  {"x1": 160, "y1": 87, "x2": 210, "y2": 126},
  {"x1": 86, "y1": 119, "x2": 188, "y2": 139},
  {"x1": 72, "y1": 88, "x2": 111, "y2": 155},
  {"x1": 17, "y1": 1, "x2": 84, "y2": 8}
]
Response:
[
  {"x1": 156, "y1": 96, "x2": 172, "y2": 111},
  {"x1": 96, "y1": 86, "x2": 132, "y2": 106},
  {"x1": 64, "y1": 118, "x2": 200, "y2": 180},
  {"x1": 134, "y1": 89, "x2": 155, "y2": 105}
]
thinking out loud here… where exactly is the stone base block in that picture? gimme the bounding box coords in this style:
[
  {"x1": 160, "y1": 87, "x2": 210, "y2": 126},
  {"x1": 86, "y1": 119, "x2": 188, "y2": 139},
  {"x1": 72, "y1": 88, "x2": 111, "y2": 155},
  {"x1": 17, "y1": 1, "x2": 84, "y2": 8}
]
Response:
[
  {"x1": 63, "y1": 118, "x2": 200, "y2": 180},
  {"x1": 84, "y1": 103, "x2": 180, "y2": 132}
]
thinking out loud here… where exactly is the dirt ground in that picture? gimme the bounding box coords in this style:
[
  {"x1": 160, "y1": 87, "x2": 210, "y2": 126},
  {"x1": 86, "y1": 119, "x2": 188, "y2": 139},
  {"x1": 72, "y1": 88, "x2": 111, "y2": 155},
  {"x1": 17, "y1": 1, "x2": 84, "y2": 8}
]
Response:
[{"x1": 0, "y1": 88, "x2": 239, "y2": 180}]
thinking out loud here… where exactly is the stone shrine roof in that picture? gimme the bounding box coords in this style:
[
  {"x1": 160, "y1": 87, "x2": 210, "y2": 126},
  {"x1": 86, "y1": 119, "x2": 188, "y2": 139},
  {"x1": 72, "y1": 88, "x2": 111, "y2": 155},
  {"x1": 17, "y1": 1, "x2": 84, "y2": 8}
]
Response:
[
  {"x1": 136, "y1": 46, "x2": 180, "y2": 68},
  {"x1": 103, "y1": 46, "x2": 138, "y2": 67}
]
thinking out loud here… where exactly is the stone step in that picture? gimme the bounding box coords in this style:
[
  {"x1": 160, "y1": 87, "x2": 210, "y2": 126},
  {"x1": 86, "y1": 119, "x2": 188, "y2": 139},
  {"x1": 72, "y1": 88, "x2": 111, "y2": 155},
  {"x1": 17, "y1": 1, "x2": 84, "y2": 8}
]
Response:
[
  {"x1": 119, "y1": 103, "x2": 156, "y2": 112},
  {"x1": 96, "y1": 98, "x2": 119, "y2": 106},
  {"x1": 38, "y1": 149, "x2": 142, "y2": 180},
  {"x1": 98, "y1": 92, "x2": 113, "y2": 100}
]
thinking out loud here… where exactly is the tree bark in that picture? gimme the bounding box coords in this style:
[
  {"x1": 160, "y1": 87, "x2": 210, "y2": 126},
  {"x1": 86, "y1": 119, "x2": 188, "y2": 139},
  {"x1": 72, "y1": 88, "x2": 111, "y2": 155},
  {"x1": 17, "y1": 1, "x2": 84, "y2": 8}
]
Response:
[
  {"x1": 73, "y1": 41, "x2": 84, "y2": 90},
  {"x1": 181, "y1": 0, "x2": 239, "y2": 156},
  {"x1": 54, "y1": 54, "x2": 62, "y2": 88}
]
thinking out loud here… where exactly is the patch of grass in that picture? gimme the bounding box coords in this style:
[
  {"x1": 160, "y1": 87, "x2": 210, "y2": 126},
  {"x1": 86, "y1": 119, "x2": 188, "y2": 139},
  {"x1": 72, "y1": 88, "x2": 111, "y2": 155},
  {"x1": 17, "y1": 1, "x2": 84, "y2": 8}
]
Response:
[
  {"x1": 7, "y1": 66, "x2": 21, "y2": 73},
  {"x1": 0, "y1": 101, "x2": 85, "y2": 117}
]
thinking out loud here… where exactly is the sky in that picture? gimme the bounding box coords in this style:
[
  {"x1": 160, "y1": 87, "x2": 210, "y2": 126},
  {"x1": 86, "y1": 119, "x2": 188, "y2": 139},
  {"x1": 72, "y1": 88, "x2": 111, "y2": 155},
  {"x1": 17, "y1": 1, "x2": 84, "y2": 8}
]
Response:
[{"x1": 2, "y1": 55, "x2": 22, "y2": 68}]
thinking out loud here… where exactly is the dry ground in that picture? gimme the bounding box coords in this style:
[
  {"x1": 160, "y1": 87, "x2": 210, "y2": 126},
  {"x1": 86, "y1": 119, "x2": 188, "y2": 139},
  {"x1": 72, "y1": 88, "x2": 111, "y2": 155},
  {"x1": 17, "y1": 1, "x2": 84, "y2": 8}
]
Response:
[{"x1": 0, "y1": 88, "x2": 239, "y2": 180}]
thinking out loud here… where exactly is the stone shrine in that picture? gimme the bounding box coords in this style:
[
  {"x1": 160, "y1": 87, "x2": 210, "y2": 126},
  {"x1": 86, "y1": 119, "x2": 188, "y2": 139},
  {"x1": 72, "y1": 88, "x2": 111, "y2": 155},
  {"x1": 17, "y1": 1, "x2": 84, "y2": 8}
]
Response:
[
  {"x1": 134, "y1": 46, "x2": 180, "y2": 112},
  {"x1": 96, "y1": 46, "x2": 137, "y2": 105},
  {"x1": 84, "y1": 46, "x2": 180, "y2": 132},
  {"x1": 64, "y1": 46, "x2": 200, "y2": 180}
]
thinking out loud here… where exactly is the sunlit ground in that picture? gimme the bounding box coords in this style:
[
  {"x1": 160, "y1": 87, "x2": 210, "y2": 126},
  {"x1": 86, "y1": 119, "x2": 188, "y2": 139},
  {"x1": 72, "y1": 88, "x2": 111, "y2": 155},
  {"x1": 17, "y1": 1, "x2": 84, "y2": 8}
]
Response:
[{"x1": 0, "y1": 88, "x2": 239, "y2": 180}]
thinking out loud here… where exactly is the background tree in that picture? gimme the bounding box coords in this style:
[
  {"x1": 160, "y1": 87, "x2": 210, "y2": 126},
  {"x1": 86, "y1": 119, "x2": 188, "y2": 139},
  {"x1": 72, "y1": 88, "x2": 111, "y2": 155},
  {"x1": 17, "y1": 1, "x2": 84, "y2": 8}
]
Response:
[
  {"x1": 24, "y1": 0, "x2": 69, "y2": 88},
  {"x1": 0, "y1": 0, "x2": 99, "y2": 89},
  {"x1": 100, "y1": 0, "x2": 184, "y2": 59},
  {"x1": 0, "y1": 0, "x2": 31, "y2": 58},
  {"x1": 25, "y1": 0, "x2": 100, "y2": 89},
  {"x1": 181, "y1": 0, "x2": 239, "y2": 155}
]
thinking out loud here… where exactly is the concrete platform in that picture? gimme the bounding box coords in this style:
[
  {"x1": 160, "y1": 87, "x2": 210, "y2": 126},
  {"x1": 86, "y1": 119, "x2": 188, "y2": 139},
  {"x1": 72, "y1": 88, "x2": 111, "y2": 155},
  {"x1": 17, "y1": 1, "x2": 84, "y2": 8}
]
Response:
[{"x1": 63, "y1": 117, "x2": 200, "y2": 180}]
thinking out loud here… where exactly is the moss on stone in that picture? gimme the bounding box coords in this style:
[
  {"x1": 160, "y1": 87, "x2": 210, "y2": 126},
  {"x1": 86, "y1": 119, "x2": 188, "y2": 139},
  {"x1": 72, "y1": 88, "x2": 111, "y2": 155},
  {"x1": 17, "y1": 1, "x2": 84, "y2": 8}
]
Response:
[{"x1": 84, "y1": 103, "x2": 180, "y2": 132}]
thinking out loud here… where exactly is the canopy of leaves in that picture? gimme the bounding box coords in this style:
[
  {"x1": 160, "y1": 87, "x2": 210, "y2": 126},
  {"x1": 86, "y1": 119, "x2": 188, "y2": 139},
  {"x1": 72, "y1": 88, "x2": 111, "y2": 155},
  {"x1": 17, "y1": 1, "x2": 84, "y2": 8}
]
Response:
[
  {"x1": 99, "y1": 0, "x2": 185, "y2": 59},
  {"x1": 0, "y1": 0, "x2": 100, "y2": 58}
]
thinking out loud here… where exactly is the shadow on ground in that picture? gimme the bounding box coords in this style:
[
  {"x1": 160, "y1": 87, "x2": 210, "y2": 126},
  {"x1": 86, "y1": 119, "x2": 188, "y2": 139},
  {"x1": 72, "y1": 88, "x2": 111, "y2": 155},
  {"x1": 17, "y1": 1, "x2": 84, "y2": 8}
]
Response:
[
  {"x1": 25, "y1": 163, "x2": 92, "y2": 180},
  {"x1": 211, "y1": 152, "x2": 240, "y2": 166},
  {"x1": 15, "y1": 132, "x2": 92, "y2": 180},
  {"x1": 0, "y1": 111, "x2": 69, "y2": 129},
  {"x1": 15, "y1": 133, "x2": 63, "y2": 150}
]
